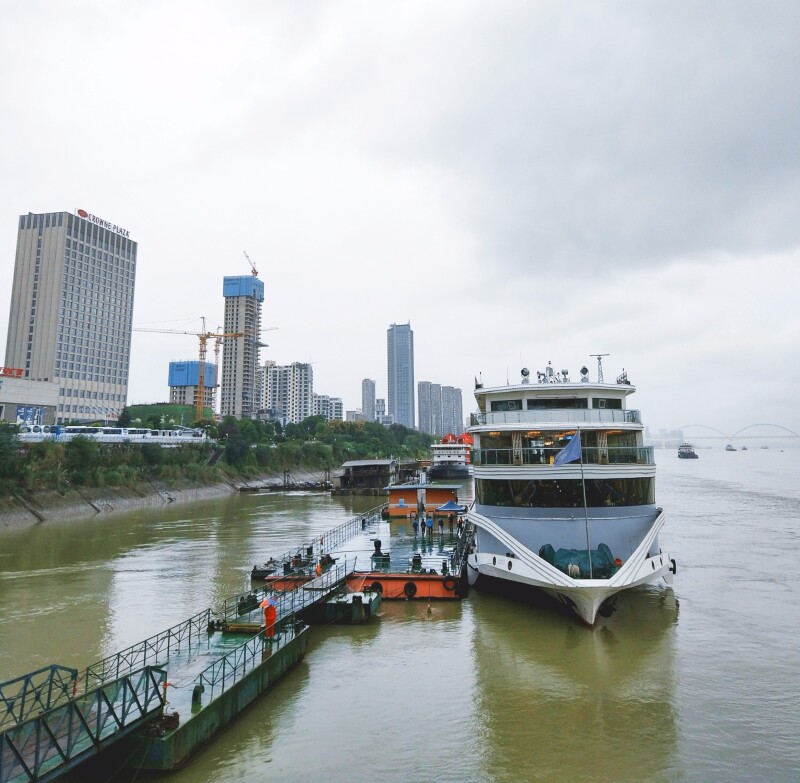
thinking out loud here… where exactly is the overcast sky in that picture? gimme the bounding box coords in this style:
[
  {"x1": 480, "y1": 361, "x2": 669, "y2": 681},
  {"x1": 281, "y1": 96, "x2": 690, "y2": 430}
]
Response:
[{"x1": 2, "y1": 1, "x2": 799, "y2": 437}]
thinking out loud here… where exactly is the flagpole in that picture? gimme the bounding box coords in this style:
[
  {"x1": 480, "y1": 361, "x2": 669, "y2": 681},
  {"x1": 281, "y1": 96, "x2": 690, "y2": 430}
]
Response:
[{"x1": 578, "y1": 428, "x2": 593, "y2": 578}]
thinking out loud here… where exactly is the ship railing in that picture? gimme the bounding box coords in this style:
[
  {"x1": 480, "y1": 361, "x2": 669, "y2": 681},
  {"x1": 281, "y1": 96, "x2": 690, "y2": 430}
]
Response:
[
  {"x1": 81, "y1": 609, "x2": 212, "y2": 693},
  {"x1": 472, "y1": 446, "x2": 654, "y2": 467},
  {"x1": 473, "y1": 409, "x2": 641, "y2": 426},
  {"x1": 449, "y1": 511, "x2": 476, "y2": 575},
  {"x1": 265, "y1": 505, "x2": 385, "y2": 576}
]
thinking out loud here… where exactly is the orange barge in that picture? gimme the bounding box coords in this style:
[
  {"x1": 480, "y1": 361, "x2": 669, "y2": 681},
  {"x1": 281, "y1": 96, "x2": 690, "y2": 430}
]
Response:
[
  {"x1": 263, "y1": 571, "x2": 466, "y2": 600},
  {"x1": 347, "y1": 571, "x2": 466, "y2": 600}
]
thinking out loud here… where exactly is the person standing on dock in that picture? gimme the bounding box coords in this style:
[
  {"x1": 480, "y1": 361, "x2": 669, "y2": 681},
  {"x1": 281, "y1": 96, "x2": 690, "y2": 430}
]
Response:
[
  {"x1": 448, "y1": 514, "x2": 455, "y2": 535},
  {"x1": 457, "y1": 516, "x2": 464, "y2": 536},
  {"x1": 438, "y1": 516, "x2": 444, "y2": 536},
  {"x1": 260, "y1": 595, "x2": 278, "y2": 638},
  {"x1": 412, "y1": 516, "x2": 419, "y2": 537},
  {"x1": 426, "y1": 514, "x2": 434, "y2": 540}
]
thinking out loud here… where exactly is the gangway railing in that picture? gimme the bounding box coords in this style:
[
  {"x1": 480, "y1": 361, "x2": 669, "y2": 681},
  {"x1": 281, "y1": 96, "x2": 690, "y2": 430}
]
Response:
[
  {"x1": 266, "y1": 506, "x2": 384, "y2": 575},
  {"x1": 196, "y1": 561, "x2": 355, "y2": 702},
  {"x1": 219, "y1": 561, "x2": 355, "y2": 624},
  {"x1": 82, "y1": 609, "x2": 211, "y2": 693},
  {"x1": 0, "y1": 667, "x2": 78, "y2": 731},
  {"x1": 194, "y1": 620, "x2": 301, "y2": 702},
  {"x1": 0, "y1": 666, "x2": 166, "y2": 783}
]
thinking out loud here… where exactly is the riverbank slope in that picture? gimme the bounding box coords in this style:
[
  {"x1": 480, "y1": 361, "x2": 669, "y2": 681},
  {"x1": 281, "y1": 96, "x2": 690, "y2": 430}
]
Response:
[{"x1": 0, "y1": 469, "x2": 327, "y2": 530}]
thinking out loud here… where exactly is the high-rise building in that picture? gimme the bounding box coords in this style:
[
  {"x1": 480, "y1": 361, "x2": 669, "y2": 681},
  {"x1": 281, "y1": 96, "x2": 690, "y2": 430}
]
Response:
[
  {"x1": 417, "y1": 381, "x2": 442, "y2": 435},
  {"x1": 220, "y1": 275, "x2": 264, "y2": 419},
  {"x1": 376, "y1": 398, "x2": 393, "y2": 426},
  {"x1": 441, "y1": 385, "x2": 463, "y2": 436},
  {"x1": 418, "y1": 381, "x2": 463, "y2": 436},
  {"x1": 168, "y1": 361, "x2": 216, "y2": 411},
  {"x1": 387, "y1": 322, "x2": 414, "y2": 429},
  {"x1": 4, "y1": 210, "x2": 137, "y2": 423},
  {"x1": 361, "y1": 378, "x2": 376, "y2": 421},
  {"x1": 313, "y1": 393, "x2": 343, "y2": 422},
  {"x1": 264, "y1": 361, "x2": 313, "y2": 424}
]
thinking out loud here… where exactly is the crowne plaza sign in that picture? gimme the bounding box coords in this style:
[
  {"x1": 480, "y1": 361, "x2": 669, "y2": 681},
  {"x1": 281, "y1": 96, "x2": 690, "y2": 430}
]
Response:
[{"x1": 76, "y1": 208, "x2": 131, "y2": 238}]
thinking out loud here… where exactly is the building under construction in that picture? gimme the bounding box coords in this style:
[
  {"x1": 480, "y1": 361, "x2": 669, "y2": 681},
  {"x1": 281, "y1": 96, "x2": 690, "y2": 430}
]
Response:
[{"x1": 220, "y1": 275, "x2": 264, "y2": 419}]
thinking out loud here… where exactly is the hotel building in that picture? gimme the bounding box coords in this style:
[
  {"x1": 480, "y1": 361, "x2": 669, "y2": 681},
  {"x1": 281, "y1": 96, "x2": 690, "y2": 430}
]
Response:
[{"x1": 4, "y1": 209, "x2": 136, "y2": 423}]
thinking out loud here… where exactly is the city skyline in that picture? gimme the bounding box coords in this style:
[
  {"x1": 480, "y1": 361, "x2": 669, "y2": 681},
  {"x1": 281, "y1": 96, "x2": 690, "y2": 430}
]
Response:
[{"x1": 1, "y1": 5, "x2": 798, "y2": 435}]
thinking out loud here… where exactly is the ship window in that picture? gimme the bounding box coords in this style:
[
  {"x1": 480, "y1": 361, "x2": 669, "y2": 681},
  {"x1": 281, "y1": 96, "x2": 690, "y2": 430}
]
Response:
[
  {"x1": 526, "y1": 398, "x2": 588, "y2": 410},
  {"x1": 475, "y1": 477, "x2": 655, "y2": 507},
  {"x1": 592, "y1": 398, "x2": 622, "y2": 410},
  {"x1": 490, "y1": 399, "x2": 523, "y2": 412}
]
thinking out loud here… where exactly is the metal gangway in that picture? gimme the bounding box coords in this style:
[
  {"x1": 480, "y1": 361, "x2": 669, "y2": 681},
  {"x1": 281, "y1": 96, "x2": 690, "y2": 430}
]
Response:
[
  {"x1": 196, "y1": 560, "x2": 356, "y2": 704},
  {"x1": 0, "y1": 664, "x2": 166, "y2": 783},
  {"x1": 0, "y1": 556, "x2": 358, "y2": 783},
  {"x1": 264, "y1": 506, "x2": 385, "y2": 577}
]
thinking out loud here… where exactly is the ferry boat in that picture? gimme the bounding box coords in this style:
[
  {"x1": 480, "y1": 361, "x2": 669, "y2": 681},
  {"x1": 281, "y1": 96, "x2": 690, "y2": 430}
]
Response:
[
  {"x1": 466, "y1": 359, "x2": 675, "y2": 625},
  {"x1": 426, "y1": 434, "x2": 472, "y2": 480},
  {"x1": 677, "y1": 443, "x2": 699, "y2": 459}
]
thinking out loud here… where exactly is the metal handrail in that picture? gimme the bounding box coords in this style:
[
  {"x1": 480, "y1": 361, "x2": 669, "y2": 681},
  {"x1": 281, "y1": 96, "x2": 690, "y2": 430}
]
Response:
[
  {"x1": 472, "y1": 409, "x2": 641, "y2": 426},
  {"x1": 264, "y1": 505, "x2": 384, "y2": 574},
  {"x1": 82, "y1": 609, "x2": 211, "y2": 692},
  {"x1": 196, "y1": 561, "x2": 354, "y2": 700},
  {"x1": 0, "y1": 666, "x2": 166, "y2": 783},
  {"x1": 0, "y1": 665, "x2": 78, "y2": 729}
]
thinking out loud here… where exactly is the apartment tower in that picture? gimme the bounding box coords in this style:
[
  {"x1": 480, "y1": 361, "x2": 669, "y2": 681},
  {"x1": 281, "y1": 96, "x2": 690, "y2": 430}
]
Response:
[
  {"x1": 4, "y1": 210, "x2": 137, "y2": 423},
  {"x1": 361, "y1": 378, "x2": 376, "y2": 422}
]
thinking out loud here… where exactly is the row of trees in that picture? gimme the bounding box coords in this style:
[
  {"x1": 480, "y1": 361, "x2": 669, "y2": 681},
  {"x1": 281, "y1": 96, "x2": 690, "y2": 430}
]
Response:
[{"x1": 0, "y1": 414, "x2": 433, "y2": 493}]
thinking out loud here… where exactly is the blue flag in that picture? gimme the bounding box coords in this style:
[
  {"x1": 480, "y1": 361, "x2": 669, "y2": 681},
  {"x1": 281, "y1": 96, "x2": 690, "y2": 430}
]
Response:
[{"x1": 553, "y1": 431, "x2": 581, "y2": 466}]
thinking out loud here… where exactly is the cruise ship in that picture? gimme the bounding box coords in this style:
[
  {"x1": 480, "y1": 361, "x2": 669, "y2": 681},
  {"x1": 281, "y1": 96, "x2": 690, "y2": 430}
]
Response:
[
  {"x1": 466, "y1": 359, "x2": 675, "y2": 625},
  {"x1": 426, "y1": 435, "x2": 472, "y2": 481}
]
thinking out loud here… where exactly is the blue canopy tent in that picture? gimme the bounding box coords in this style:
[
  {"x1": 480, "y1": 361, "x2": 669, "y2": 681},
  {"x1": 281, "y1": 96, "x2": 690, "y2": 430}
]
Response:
[{"x1": 435, "y1": 500, "x2": 466, "y2": 513}]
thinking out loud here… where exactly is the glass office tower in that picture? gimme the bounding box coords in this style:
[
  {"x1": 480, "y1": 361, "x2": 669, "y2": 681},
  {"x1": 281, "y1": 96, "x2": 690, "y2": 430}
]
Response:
[{"x1": 387, "y1": 322, "x2": 415, "y2": 429}]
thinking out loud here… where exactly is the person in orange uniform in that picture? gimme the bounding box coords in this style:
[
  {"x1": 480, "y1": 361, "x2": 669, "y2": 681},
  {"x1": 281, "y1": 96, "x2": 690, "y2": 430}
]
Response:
[{"x1": 260, "y1": 595, "x2": 278, "y2": 638}]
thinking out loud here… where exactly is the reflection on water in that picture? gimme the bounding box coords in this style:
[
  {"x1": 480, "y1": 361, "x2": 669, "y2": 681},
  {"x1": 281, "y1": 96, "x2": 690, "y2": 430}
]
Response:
[
  {"x1": 2, "y1": 456, "x2": 800, "y2": 783},
  {"x1": 472, "y1": 588, "x2": 680, "y2": 783}
]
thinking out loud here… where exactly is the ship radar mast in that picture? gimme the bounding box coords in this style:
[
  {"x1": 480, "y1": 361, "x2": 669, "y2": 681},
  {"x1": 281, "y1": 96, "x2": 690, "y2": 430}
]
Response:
[{"x1": 590, "y1": 353, "x2": 609, "y2": 383}]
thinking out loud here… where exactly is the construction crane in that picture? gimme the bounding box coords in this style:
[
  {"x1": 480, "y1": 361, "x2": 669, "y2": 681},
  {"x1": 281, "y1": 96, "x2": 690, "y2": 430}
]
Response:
[
  {"x1": 132, "y1": 321, "x2": 245, "y2": 422},
  {"x1": 243, "y1": 250, "x2": 257, "y2": 277}
]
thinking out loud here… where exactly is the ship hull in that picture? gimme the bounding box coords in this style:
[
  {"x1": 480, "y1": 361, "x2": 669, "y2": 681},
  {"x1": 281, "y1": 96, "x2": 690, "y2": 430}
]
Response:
[
  {"x1": 427, "y1": 464, "x2": 470, "y2": 480},
  {"x1": 466, "y1": 506, "x2": 674, "y2": 625}
]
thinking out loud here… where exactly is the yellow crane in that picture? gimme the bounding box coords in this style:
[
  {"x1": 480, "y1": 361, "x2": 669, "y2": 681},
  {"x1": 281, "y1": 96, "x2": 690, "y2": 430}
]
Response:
[{"x1": 132, "y1": 321, "x2": 245, "y2": 422}]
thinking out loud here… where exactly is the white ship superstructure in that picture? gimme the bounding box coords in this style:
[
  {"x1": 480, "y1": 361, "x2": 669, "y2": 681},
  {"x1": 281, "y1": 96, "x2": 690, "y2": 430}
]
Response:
[{"x1": 466, "y1": 359, "x2": 675, "y2": 624}]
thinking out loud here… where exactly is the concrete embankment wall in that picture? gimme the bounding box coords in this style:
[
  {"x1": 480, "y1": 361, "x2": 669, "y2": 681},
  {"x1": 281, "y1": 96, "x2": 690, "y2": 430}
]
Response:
[{"x1": 0, "y1": 469, "x2": 330, "y2": 530}]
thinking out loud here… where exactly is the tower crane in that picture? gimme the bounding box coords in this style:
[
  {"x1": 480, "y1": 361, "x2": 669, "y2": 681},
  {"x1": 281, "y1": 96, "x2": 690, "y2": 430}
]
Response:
[
  {"x1": 132, "y1": 321, "x2": 245, "y2": 422},
  {"x1": 243, "y1": 250, "x2": 257, "y2": 277}
]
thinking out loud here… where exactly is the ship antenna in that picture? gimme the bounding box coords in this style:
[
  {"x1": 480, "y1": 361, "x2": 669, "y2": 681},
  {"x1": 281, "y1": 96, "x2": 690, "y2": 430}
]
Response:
[{"x1": 590, "y1": 353, "x2": 609, "y2": 383}]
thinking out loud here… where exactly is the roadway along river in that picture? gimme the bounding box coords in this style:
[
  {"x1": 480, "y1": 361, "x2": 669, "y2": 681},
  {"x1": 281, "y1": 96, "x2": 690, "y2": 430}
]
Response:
[{"x1": 1, "y1": 449, "x2": 799, "y2": 782}]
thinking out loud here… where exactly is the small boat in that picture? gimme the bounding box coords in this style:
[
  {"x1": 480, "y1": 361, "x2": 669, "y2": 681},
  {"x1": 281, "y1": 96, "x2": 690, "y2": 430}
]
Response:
[
  {"x1": 466, "y1": 359, "x2": 675, "y2": 625},
  {"x1": 725, "y1": 444, "x2": 737, "y2": 452},
  {"x1": 678, "y1": 443, "x2": 699, "y2": 459}
]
